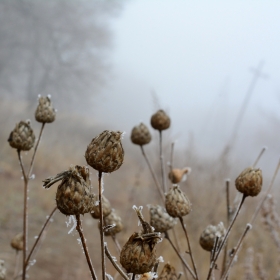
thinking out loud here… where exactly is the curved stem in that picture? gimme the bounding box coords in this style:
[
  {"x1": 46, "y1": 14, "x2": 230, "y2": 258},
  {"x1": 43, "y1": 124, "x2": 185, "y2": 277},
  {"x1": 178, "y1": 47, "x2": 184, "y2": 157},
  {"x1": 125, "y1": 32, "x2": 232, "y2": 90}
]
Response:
[
  {"x1": 75, "y1": 215, "x2": 97, "y2": 280},
  {"x1": 140, "y1": 146, "x2": 165, "y2": 202},
  {"x1": 98, "y1": 171, "x2": 106, "y2": 280},
  {"x1": 179, "y1": 217, "x2": 199, "y2": 280},
  {"x1": 25, "y1": 206, "x2": 57, "y2": 266}
]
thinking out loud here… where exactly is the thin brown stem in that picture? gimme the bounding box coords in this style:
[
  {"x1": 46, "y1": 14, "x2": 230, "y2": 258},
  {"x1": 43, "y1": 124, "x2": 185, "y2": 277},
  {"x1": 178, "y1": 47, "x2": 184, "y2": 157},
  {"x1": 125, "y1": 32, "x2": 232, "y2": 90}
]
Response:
[
  {"x1": 207, "y1": 194, "x2": 247, "y2": 280},
  {"x1": 220, "y1": 224, "x2": 252, "y2": 280},
  {"x1": 140, "y1": 146, "x2": 165, "y2": 202},
  {"x1": 99, "y1": 171, "x2": 106, "y2": 280},
  {"x1": 179, "y1": 217, "x2": 199, "y2": 280},
  {"x1": 104, "y1": 243, "x2": 129, "y2": 280},
  {"x1": 169, "y1": 142, "x2": 175, "y2": 172},
  {"x1": 165, "y1": 232, "x2": 196, "y2": 280},
  {"x1": 159, "y1": 130, "x2": 167, "y2": 193},
  {"x1": 250, "y1": 158, "x2": 280, "y2": 224},
  {"x1": 75, "y1": 214, "x2": 97, "y2": 280},
  {"x1": 25, "y1": 206, "x2": 57, "y2": 266},
  {"x1": 252, "y1": 146, "x2": 267, "y2": 168},
  {"x1": 132, "y1": 273, "x2": 136, "y2": 280},
  {"x1": 111, "y1": 235, "x2": 121, "y2": 255}
]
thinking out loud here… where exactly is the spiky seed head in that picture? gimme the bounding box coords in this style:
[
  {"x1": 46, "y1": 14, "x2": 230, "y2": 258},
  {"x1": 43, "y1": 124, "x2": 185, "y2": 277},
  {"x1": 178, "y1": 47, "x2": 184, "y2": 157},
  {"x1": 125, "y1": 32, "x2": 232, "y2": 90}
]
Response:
[
  {"x1": 149, "y1": 204, "x2": 177, "y2": 233},
  {"x1": 165, "y1": 185, "x2": 191, "y2": 218},
  {"x1": 10, "y1": 233, "x2": 23, "y2": 251},
  {"x1": 235, "y1": 167, "x2": 262, "y2": 197},
  {"x1": 131, "y1": 123, "x2": 152, "y2": 146},
  {"x1": 91, "y1": 195, "x2": 112, "y2": 219},
  {"x1": 168, "y1": 167, "x2": 191, "y2": 184},
  {"x1": 199, "y1": 222, "x2": 226, "y2": 252},
  {"x1": 85, "y1": 130, "x2": 124, "y2": 173},
  {"x1": 158, "y1": 263, "x2": 178, "y2": 280},
  {"x1": 35, "y1": 96, "x2": 56, "y2": 123},
  {"x1": 8, "y1": 120, "x2": 35, "y2": 151},
  {"x1": 150, "y1": 110, "x2": 170, "y2": 131},
  {"x1": 0, "y1": 260, "x2": 6, "y2": 280},
  {"x1": 101, "y1": 209, "x2": 123, "y2": 236},
  {"x1": 43, "y1": 165, "x2": 95, "y2": 215}
]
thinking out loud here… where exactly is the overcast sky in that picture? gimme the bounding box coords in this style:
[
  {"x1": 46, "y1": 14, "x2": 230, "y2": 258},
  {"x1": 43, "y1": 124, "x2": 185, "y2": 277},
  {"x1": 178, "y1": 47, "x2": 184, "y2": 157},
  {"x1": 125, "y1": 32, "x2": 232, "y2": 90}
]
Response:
[{"x1": 93, "y1": 1, "x2": 280, "y2": 165}]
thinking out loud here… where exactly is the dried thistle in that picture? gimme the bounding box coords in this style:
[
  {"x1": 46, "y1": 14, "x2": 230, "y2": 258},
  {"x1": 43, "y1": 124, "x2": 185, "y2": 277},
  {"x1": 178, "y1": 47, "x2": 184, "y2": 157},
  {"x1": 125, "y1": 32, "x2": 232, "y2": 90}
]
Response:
[
  {"x1": 35, "y1": 95, "x2": 56, "y2": 123},
  {"x1": 151, "y1": 110, "x2": 171, "y2": 131},
  {"x1": 165, "y1": 185, "x2": 191, "y2": 218},
  {"x1": 43, "y1": 165, "x2": 95, "y2": 215},
  {"x1": 85, "y1": 130, "x2": 124, "y2": 173},
  {"x1": 199, "y1": 222, "x2": 226, "y2": 252},
  {"x1": 8, "y1": 120, "x2": 35, "y2": 151},
  {"x1": 91, "y1": 195, "x2": 112, "y2": 219},
  {"x1": 168, "y1": 167, "x2": 191, "y2": 184},
  {"x1": 120, "y1": 206, "x2": 161, "y2": 274},
  {"x1": 158, "y1": 263, "x2": 178, "y2": 280},
  {"x1": 235, "y1": 167, "x2": 262, "y2": 197},
  {"x1": 149, "y1": 204, "x2": 177, "y2": 233},
  {"x1": 11, "y1": 232, "x2": 24, "y2": 251},
  {"x1": 102, "y1": 209, "x2": 123, "y2": 236},
  {"x1": 131, "y1": 123, "x2": 152, "y2": 146}
]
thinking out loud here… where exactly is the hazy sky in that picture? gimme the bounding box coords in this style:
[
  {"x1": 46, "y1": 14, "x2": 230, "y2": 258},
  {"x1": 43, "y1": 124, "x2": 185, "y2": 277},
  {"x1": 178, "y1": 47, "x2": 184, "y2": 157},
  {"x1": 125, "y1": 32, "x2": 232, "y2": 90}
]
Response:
[{"x1": 94, "y1": 1, "x2": 280, "y2": 162}]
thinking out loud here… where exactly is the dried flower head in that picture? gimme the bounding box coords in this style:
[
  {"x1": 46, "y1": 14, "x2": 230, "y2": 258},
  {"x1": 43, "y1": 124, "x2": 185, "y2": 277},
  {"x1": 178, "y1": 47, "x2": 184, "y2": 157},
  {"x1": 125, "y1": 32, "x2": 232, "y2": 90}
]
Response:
[
  {"x1": 43, "y1": 165, "x2": 95, "y2": 215},
  {"x1": 85, "y1": 130, "x2": 124, "y2": 173},
  {"x1": 151, "y1": 110, "x2": 170, "y2": 131},
  {"x1": 120, "y1": 206, "x2": 161, "y2": 274},
  {"x1": 199, "y1": 222, "x2": 226, "y2": 252},
  {"x1": 102, "y1": 209, "x2": 123, "y2": 236},
  {"x1": 235, "y1": 167, "x2": 263, "y2": 197},
  {"x1": 91, "y1": 195, "x2": 112, "y2": 219},
  {"x1": 11, "y1": 232, "x2": 23, "y2": 251},
  {"x1": 168, "y1": 167, "x2": 191, "y2": 184},
  {"x1": 158, "y1": 263, "x2": 178, "y2": 280},
  {"x1": 8, "y1": 120, "x2": 35, "y2": 151},
  {"x1": 149, "y1": 204, "x2": 177, "y2": 233},
  {"x1": 131, "y1": 123, "x2": 152, "y2": 146},
  {"x1": 165, "y1": 185, "x2": 191, "y2": 218},
  {"x1": 0, "y1": 260, "x2": 6, "y2": 280},
  {"x1": 35, "y1": 95, "x2": 56, "y2": 123}
]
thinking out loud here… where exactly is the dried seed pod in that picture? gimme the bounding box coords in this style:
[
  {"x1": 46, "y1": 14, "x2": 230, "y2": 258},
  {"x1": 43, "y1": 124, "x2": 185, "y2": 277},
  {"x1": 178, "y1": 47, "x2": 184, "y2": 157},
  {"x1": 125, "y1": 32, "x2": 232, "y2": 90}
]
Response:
[
  {"x1": 35, "y1": 95, "x2": 56, "y2": 123},
  {"x1": 150, "y1": 110, "x2": 170, "y2": 131},
  {"x1": 168, "y1": 167, "x2": 191, "y2": 184},
  {"x1": 85, "y1": 130, "x2": 124, "y2": 173},
  {"x1": 11, "y1": 233, "x2": 23, "y2": 251},
  {"x1": 91, "y1": 195, "x2": 112, "y2": 219},
  {"x1": 131, "y1": 123, "x2": 152, "y2": 146},
  {"x1": 8, "y1": 120, "x2": 35, "y2": 151},
  {"x1": 101, "y1": 209, "x2": 123, "y2": 236},
  {"x1": 149, "y1": 205, "x2": 177, "y2": 233},
  {"x1": 120, "y1": 206, "x2": 161, "y2": 274},
  {"x1": 199, "y1": 222, "x2": 226, "y2": 252},
  {"x1": 0, "y1": 260, "x2": 6, "y2": 280},
  {"x1": 235, "y1": 167, "x2": 263, "y2": 197},
  {"x1": 158, "y1": 263, "x2": 178, "y2": 280},
  {"x1": 165, "y1": 185, "x2": 191, "y2": 218},
  {"x1": 43, "y1": 165, "x2": 95, "y2": 215}
]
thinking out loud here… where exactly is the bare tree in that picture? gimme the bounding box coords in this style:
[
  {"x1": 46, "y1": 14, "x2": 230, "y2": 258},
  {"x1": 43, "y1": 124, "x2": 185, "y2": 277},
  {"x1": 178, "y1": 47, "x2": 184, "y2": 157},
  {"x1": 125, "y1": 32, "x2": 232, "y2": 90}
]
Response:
[{"x1": 0, "y1": 0, "x2": 122, "y2": 111}]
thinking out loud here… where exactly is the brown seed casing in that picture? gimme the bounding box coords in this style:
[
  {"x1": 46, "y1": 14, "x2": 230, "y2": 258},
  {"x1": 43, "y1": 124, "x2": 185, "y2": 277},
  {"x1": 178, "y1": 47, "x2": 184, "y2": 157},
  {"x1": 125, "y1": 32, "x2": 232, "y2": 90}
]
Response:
[
  {"x1": 102, "y1": 209, "x2": 123, "y2": 236},
  {"x1": 235, "y1": 167, "x2": 263, "y2": 197},
  {"x1": 158, "y1": 263, "x2": 178, "y2": 280},
  {"x1": 8, "y1": 120, "x2": 35, "y2": 151},
  {"x1": 165, "y1": 185, "x2": 191, "y2": 218},
  {"x1": 11, "y1": 233, "x2": 24, "y2": 251},
  {"x1": 168, "y1": 167, "x2": 190, "y2": 184},
  {"x1": 150, "y1": 110, "x2": 170, "y2": 131},
  {"x1": 131, "y1": 123, "x2": 152, "y2": 146},
  {"x1": 90, "y1": 195, "x2": 112, "y2": 219},
  {"x1": 85, "y1": 130, "x2": 124, "y2": 173},
  {"x1": 35, "y1": 96, "x2": 56, "y2": 123}
]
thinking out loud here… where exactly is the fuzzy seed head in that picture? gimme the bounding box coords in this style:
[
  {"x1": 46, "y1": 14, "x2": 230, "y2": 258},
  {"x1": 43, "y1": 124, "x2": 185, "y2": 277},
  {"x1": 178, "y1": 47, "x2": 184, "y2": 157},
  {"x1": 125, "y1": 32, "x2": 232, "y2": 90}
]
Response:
[
  {"x1": 131, "y1": 123, "x2": 152, "y2": 146},
  {"x1": 158, "y1": 263, "x2": 178, "y2": 280},
  {"x1": 85, "y1": 130, "x2": 124, "y2": 173},
  {"x1": 149, "y1": 204, "x2": 177, "y2": 233},
  {"x1": 11, "y1": 233, "x2": 23, "y2": 251},
  {"x1": 151, "y1": 110, "x2": 170, "y2": 131},
  {"x1": 165, "y1": 185, "x2": 191, "y2": 218},
  {"x1": 91, "y1": 195, "x2": 112, "y2": 219},
  {"x1": 199, "y1": 222, "x2": 226, "y2": 252},
  {"x1": 8, "y1": 120, "x2": 35, "y2": 151},
  {"x1": 235, "y1": 167, "x2": 263, "y2": 197},
  {"x1": 35, "y1": 96, "x2": 56, "y2": 123}
]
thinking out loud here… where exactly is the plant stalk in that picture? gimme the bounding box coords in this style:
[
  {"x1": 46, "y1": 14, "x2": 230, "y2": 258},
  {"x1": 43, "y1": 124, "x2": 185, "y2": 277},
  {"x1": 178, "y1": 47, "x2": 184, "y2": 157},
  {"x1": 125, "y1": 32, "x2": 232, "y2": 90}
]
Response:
[{"x1": 159, "y1": 130, "x2": 167, "y2": 193}]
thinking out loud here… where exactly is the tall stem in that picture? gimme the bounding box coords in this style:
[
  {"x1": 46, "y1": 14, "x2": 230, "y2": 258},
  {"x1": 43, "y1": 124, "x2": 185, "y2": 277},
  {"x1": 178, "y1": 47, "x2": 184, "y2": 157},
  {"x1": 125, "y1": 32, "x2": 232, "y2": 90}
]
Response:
[
  {"x1": 75, "y1": 215, "x2": 97, "y2": 280},
  {"x1": 179, "y1": 217, "x2": 199, "y2": 280},
  {"x1": 140, "y1": 146, "x2": 165, "y2": 202},
  {"x1": 98, "y1": 171, "x2": 106, "y2": 280},
  {"x1": 159, "y1": 130, "x2": 166, "y2": 193}
]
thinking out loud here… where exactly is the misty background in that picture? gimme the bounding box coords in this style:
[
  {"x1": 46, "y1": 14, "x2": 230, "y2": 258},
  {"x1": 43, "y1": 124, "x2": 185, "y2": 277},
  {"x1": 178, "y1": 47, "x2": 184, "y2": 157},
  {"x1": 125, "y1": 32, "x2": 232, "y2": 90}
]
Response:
[{"x1": 1, "y1": 0, "x2": 280, "y2": 176}]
